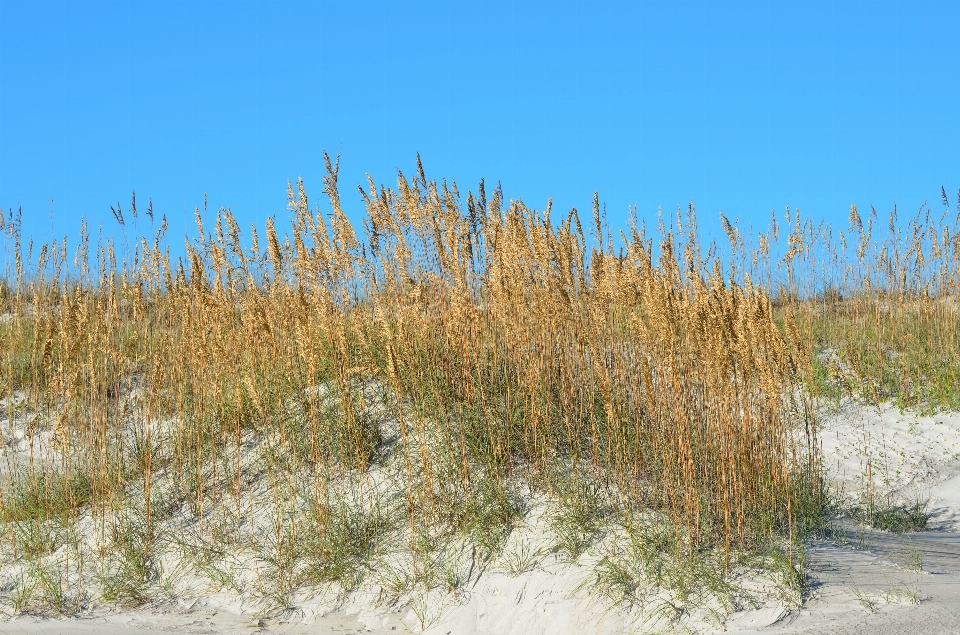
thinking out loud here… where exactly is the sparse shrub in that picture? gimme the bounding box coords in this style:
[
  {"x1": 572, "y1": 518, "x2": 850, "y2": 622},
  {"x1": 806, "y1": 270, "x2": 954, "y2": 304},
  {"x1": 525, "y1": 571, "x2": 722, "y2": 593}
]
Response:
[
  {"x1": 438, "y1": 468, "x2": 525, "y2": 557},
  {"x1": 1, "y1": 469, "x2": 93, "y2": 523},
  {"x1": 298, "y1": 495, "x2": 395, "y2": 590},
  {"x1": 549, "y1": 472, "x2": 611, "y2": 561},
  {"x1": 99, "y1": 509, "x2": 162, "y2": 605}
]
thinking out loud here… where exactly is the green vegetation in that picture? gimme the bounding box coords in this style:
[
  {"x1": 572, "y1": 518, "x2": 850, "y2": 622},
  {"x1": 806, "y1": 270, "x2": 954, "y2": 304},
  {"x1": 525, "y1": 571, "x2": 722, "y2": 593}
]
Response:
[
  {"x1": 852, "y1": 497, "x2": 930, "y2": 534},
  {"x1": 1, "y1": 469, "x2": 93, "y2": 523}
]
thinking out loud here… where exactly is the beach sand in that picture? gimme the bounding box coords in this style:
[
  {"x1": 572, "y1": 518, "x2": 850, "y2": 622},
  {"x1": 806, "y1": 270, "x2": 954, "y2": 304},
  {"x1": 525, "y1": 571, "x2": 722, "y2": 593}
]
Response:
[{"x1": 3, "y1": 401, "x2": 959, "y2": 635}]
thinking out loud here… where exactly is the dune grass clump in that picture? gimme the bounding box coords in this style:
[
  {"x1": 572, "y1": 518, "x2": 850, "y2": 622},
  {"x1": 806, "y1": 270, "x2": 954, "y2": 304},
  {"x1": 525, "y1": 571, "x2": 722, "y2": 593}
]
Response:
[
  {"x1": 850, "y1": 497, "x2": 930, "y2": 534},
  {"x1": 0, "y1": 158, "x2": 958, "y2": 618},
  {"x1": 1, "y1": 469, "x2": 93, "y2": 524}
]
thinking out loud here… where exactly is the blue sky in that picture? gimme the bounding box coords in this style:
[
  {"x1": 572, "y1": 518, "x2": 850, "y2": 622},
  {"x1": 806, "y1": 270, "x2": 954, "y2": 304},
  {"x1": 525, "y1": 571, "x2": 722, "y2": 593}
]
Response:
[{"x1": 1, "y1": 0, "x2": 959, "y2": 252}]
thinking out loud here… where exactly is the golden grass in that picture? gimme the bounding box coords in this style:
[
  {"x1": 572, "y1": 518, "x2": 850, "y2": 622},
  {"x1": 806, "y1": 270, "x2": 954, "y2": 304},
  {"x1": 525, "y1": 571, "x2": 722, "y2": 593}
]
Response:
[{"x1": 1, "y1": 157, "x2": 958, "y2": 612}]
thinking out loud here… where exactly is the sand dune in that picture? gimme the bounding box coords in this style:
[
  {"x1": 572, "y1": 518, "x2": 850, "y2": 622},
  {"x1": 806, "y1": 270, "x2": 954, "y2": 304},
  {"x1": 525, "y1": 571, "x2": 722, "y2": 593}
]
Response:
[{"x1": 2, "y1": 401, "x2": 959, "y2": 635}]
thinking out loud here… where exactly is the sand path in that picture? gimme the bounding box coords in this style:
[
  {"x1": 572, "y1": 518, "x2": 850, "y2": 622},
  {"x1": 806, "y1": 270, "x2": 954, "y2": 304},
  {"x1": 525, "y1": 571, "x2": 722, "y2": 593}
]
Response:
[
  {"x1": 730, "y1": 527, "x2": 960, "y2": 635},
  {"x1": 0, "y1": 609, "x2": 408, "y2": 635}
]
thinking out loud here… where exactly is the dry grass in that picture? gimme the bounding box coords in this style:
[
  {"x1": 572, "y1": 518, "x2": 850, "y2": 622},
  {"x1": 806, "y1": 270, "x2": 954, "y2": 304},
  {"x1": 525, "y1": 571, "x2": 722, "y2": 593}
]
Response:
[{"x1": 1, "y1": 158, "x2": 958, "y2": 617}]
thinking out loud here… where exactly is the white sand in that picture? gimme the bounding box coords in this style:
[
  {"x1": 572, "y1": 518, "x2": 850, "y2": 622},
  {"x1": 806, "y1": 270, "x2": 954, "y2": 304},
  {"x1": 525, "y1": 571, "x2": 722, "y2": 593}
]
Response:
[
  {"x1": 818, "y1": 401, "x2": 960, "y2": 530},
  {"x1": 3, "y1": 390, "x2": 960, "y2": 634}
]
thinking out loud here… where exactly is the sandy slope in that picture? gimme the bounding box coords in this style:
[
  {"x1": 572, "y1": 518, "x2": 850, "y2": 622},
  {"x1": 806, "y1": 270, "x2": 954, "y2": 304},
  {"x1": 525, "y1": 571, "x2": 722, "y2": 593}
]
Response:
[
  {"x1": 818, "y1": 402, "x2": 960, "y2": 530},
  {"x1": 725, "y1": 402, "x2": 960, "y2": 635},
  {"x1": 3, "y1": 400, "x2": 960, "y2": 635}
]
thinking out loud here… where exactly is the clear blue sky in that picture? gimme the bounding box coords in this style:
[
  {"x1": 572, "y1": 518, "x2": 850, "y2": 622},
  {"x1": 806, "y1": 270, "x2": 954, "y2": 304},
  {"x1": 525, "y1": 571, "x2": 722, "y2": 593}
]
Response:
[{"x1": 2, "y1": 0, "x2": 959, "y2": 251}]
